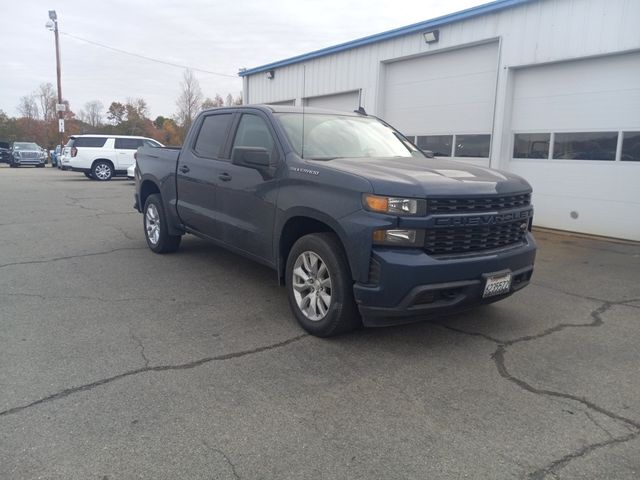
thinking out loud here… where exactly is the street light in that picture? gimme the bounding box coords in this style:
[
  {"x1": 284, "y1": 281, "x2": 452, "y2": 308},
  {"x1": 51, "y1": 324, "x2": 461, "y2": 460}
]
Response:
[{"x1": 46, "y1": 9, "x2": 64, "y2": 159}]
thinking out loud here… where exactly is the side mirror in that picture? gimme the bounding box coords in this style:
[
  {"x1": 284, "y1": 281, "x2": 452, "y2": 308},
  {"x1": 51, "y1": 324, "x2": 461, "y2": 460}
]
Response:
[
  {"x1": 421, "y1": 149, "x2": 435, "y2": 158},
  {"x1": 232, "y1": 146, "x2": 271, "y2": 168}
]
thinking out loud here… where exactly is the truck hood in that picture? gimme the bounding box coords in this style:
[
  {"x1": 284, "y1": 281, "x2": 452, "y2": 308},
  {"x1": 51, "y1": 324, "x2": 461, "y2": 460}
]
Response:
[{"x1": 322, "y1": 156, "x2": 531, "y2": 197}]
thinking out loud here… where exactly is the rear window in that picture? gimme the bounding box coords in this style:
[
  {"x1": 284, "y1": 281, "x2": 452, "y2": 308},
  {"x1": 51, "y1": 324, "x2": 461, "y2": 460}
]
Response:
[
  {"x1": 115, "y1": 138, "x2": 144, "y2": 150},
  {"x1": 73, "y1": 137, "x2": 108, "y2": 148},
  {"x1": 193, "y1": 113, "x2": 234, "y2": 158}
]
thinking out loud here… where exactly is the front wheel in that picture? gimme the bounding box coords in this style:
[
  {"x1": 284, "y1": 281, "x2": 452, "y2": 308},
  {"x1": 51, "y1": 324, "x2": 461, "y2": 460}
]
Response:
[
  {"x1": 92, "y1": 161, "x2": 113, "y2": 181},
  {"x1": 143, "y1": 194, "x2": 181, "y2": 253},
  {"x1": 286, "y1": 233, "x2": 360, "y2": 337}
]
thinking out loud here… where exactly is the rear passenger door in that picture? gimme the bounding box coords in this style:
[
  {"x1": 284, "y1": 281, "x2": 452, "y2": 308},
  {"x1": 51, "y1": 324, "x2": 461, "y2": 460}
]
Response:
[
  {"x1": 114, "y1": 138, "x2": 143, "y2": 170},
  {"x1": 175, "y1": 112, "x2": 235, "y2": 238}
]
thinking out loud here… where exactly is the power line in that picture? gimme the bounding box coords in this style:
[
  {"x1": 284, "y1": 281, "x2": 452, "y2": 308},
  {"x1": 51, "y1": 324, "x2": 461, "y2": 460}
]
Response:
[{"x1": 60, "y1": 31, "x2": 238, "y2": 79}]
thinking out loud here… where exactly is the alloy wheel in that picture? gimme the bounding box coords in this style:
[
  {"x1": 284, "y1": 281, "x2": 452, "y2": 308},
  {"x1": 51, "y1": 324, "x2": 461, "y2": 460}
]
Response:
[{"x1": 292, "y1": 251, "x2": 332, "y2": 321}]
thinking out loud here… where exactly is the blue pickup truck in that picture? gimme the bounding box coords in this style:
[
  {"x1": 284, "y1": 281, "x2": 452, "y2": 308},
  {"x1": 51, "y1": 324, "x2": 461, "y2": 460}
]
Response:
[{"x1": 134, "y1": 105, "x2": 536, "y2": 336}]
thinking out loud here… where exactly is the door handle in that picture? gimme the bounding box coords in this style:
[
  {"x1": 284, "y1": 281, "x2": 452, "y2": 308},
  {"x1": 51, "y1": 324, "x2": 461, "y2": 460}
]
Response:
[
  {"x1": 179, "y1": 165, "x2": 190, "y2": 174},
  {"x1": 218, "y1": 172, "x2": 232, "y2": 182}
]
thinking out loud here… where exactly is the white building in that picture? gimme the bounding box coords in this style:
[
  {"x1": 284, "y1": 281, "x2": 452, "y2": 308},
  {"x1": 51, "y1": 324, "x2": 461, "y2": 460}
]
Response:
[{"x1": 240, "y1": 0, "x2": 640, "y2": 241}]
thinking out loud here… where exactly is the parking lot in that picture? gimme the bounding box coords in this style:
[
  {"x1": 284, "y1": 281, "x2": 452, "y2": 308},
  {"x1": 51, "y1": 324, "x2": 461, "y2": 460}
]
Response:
[{"x1": 0, "y1": 165, "x2": 638, "y2": 479}]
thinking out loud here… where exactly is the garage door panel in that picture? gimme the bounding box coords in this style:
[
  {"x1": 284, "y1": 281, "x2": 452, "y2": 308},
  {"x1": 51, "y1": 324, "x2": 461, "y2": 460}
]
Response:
[
  {"x1": 305, "y1": 91, "x2": 359, "y2": 112},
  {"x1": 384, "y1": 42, "x2": 498, "y2": 136},
  {"x1": 510, "y1": 51, "x2": 640, "y2": 241},
  {"x1": 389, "y1": 103, "x2": 493, "y2": 135}
]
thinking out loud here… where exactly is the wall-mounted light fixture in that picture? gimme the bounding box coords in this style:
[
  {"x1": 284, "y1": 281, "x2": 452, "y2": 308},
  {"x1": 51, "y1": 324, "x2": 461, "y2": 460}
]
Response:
[
  {"x1": 266, "y1": 70, "x2": 275, "y2": 80},
  {"x1": 423, "y1": 30, "x2": 439, "y2": 44}
]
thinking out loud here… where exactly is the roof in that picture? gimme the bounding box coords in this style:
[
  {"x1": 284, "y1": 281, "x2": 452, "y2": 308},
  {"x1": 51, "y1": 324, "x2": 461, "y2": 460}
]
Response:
[{"x1": 239, "y1": 0, "x2": 534, "y2": 77}]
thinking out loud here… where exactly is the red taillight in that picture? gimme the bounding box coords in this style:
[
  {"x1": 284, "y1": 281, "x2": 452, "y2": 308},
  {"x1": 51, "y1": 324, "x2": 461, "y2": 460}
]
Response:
[{"x1": 71, "y1": 146, "x2": 78, "y2": 157}]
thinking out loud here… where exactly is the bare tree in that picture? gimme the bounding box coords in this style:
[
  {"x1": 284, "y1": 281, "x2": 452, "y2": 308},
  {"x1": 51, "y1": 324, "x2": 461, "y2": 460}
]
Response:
[
  {"x1": 17, "y1": 95, "x2": 39, "y2": 120},
  {"x1": 175, "y1": 69, "x2": 203, "y2": 131},
  {"x1": 225, "y1": 93, "x2": 234, "y2": 107},
  {"x1": 81, "y1": 100, "x2": 104, "y2": 128},
  {"x1": 37, "y1": 83, "x2": 57, "y2": 122}
]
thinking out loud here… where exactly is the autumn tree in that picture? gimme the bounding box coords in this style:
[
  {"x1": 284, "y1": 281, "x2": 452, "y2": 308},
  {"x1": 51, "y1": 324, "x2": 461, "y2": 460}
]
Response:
[
  {"x1": 80, "y1": 100, "x2": 104, "y2": 128},
  {"x1": 175, "y1": 69, "x2": 203, "y2": 132},
  {"x1": 37, "y1": 83, "x2": 57, "y2": 122}
]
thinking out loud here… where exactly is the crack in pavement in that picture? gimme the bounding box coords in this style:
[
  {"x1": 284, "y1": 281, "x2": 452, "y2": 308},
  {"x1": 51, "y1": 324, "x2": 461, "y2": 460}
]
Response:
[
  {"x1": 527, "y1": 430, "x2": 639, "y2": 480},
  {"x1": 436, "y1": 299, "x2": 640, "y2": 479},
  {"x1": 202, "y1": 440, "x2": 241, "y2": 479},
  {"x1": 0, "y1": 247, "x2": 147, "y2": 270},
  {"x1": 129, "y1": 328, "x2": 150, "y2": 368},
  {"x1": 0, "y1": 333, "x2": 308, "y2": 419}
]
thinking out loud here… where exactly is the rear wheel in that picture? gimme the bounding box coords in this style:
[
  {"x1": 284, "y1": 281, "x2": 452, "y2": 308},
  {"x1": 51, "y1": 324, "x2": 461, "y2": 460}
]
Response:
[
  {"x1": 143, "y1": 194, "x2": 181, "y2": 253},
  {"x1": 92, "y1": 160, "x2": 113, "y2": 181},
  {"x1": 286, "y1": 233, "x2": 360, "y2": 337}
]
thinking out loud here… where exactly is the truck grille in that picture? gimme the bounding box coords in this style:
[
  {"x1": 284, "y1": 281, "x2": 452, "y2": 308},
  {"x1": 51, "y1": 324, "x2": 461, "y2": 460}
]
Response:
[
  {"x1": 20, "y1": 152, "x2": 40, "y2": 159},
  {"x1": 424, "y1": 221, "x2": 528, "y2": 255},
  {"x1": 427, "y1": 193, "x2": 531, "y2": 214}
]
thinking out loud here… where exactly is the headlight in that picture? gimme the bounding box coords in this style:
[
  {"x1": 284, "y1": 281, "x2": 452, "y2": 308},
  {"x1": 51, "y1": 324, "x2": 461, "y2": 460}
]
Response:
[
  {"x1": 363, "y1": 194, "x2": 426, "y2": 216},
  {"x1": 373, "y1": 229, "x2": 424, "y2": 247}
]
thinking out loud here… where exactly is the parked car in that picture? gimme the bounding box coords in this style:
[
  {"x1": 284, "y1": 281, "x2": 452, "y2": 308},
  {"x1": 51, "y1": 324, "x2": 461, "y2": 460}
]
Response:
[
  {"x1": 9, "y1": 142, "x2": 46, "y2": 168},
  {"x1": 127, "y1": 161, "x2": 136, "y2": 179},
  {"x1": 61, "y1": 134, "x2": 163, "y2": 180},
  {"x1": 135, "y1": 105, "x2": 537, "y2": 337},
  {"x1": 49, "y1": 144, "x2": 62, "y2": 167},
  {"x1": 0, "y1": 141, "x2": 11, "y2": 164}
]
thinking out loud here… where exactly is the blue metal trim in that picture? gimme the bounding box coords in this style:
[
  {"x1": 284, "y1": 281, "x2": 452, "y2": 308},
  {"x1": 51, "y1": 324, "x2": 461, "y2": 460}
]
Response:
[{"x1": 239, "y1": 0, "x2": 535, "y2": 77}]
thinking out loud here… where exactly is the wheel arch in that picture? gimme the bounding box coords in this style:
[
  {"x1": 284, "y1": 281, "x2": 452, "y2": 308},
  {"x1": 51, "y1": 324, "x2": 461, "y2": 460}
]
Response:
[{"x1": 276, "y1": 210, "x2": 356, "y2": 286}]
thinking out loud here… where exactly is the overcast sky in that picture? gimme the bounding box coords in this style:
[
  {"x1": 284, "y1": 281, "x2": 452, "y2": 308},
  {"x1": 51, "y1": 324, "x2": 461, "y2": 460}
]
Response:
[{"x1": 2, "y1": 0, "x2": 486, "y2": 119}]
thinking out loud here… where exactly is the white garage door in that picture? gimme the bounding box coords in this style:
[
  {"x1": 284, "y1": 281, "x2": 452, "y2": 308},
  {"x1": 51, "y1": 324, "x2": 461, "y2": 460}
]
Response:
[
  {"x1": 509, "y1": 52, "x2": 640, "y2": 241},
  {"x1": 267, "y1": 99, "x2": 295, "y2": 106},
  {"x1": 383, "y1": 42, "x2": 498, "y2": 165},
  {"x1": 305, "y1": 91, "x2": 360, "y2": 112}
]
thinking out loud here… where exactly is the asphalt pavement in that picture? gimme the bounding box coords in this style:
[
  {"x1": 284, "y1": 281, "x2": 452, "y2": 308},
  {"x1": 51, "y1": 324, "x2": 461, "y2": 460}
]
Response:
[{"x1": 0, "y1": 164, "x2": 639, "y2": 479}]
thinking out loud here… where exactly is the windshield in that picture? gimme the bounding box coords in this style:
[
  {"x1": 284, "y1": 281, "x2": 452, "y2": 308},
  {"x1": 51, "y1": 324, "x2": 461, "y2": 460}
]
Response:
[
  {"x1": 276, "y1": 113, "x2": 422, "y2": 160},
  {"x1": 14, "y1": 142, "x2": 39, "y2": 150}
]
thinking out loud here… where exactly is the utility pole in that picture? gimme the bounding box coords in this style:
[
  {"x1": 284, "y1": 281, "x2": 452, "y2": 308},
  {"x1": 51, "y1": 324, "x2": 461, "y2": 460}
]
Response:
[{"x1": 46, "y1": 10, "x2": 64, "y2": 157}]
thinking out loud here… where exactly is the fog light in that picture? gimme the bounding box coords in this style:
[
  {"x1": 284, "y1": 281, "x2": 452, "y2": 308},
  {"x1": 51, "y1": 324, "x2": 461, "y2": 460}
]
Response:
[{"x1": 373, "y1": 229, "x2": 423, "y2": 246}]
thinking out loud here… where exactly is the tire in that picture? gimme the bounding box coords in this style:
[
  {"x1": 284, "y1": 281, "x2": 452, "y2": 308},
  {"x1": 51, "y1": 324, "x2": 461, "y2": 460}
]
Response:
[
  {"x1": 37, "y1": 164, "x2": 45, "y2": 168},
  {"x1": 84, "y1": 172, "x2": 94, "y2": 179},
  {"x1": 91, "y1": 160, "x2": 113, "y2": 181},
  {"x1": 286, "y1": 233, "x2": 360, "y2": 337},
  {"x1": 143, "y1": 194, "x2": 181, "y2": 253}
]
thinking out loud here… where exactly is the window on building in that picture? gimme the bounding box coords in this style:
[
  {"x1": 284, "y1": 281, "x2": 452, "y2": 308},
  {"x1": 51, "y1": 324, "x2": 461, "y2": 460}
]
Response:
[
  {"x1": 454, "y1": 134, "x2": 490, "y2": 158},
  {"x1": 416, "y1": 135, "x2": 453, "y2": 157},
  {"x1": 193, "y1": 113, "x2": 233, "y2": 158},
  {"x1": 513, "y1": 133, "x2": 550, "y2": 159},
  {"x1": 621, "y1": 131, "x2": 640, "y2": 162},
  {"x1": 553, "y1": 132, "x2": 617, "y2": 161}
]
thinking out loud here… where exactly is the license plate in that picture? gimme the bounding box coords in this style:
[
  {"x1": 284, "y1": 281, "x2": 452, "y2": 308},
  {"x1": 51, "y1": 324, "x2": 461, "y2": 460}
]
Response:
[{"x1": 483, "y1": 272, "x2": 512, "y2": 298}]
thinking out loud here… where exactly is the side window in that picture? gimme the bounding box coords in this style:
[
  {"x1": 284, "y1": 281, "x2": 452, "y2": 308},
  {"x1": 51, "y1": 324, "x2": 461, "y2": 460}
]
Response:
[
  {"x1": 74, "y1": 137, "x2": 108, "y2": 148},
  {"x1": 231, "y1": 114, "x2": 277, "y2": 162},
  {"x1": 193, "y1": 113, "x2": 233, "y2": 158},
  {"x1": 143, "y1": 139, "x2": 162, "y2": 148},
  {"x1": 115, "y1": 138, "x2": 144, "y2": 150}
]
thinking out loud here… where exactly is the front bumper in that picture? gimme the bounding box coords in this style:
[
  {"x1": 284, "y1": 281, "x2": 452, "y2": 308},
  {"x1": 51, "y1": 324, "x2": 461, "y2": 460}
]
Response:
[
  {"x1": 354, "y1": 233, "x2": 536, "y2": 326},
  {"x1": 13, "y1": 157, "x2": 45, "y2": 166}
]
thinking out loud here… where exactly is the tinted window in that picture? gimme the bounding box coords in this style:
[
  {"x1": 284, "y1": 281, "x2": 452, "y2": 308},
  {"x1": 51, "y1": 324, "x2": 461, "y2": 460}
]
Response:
[
  {"x1": 74, "y1": 137, "x2": 108, "y2": 148},
  {"x1": 404, "y1": 135, "x2": 415, "y2": 143},
  {"x1": 621, "y1": 131, "x2": 640, "y2": 162},
  {"x1": 513, "y1": 133, "x2": 550, "y2": 159},
  {"x1": 115, "y1": 138, "x2": 144, "y2": 150},
  {"x1": 143, "y1": 139, "x2": 162, "y2": 148},
  {"x1": 194, "y1": 114, "x2": 233, "y2": 158},
  {"x1": 455, "y1": 134, "x2": 490, "y2": 158},
  {"x1": 416, "y1": 135, "x2": 453, "y2": 156},
  {"x1": 0, "y1": 142, "x2": 9, "y2": 149},
  {"x1": 232, "y1": 114, "x2": 276, "y2": 159},
  {"x1": 553, "y1": 132, "x2": 617, "y2": 160}
]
